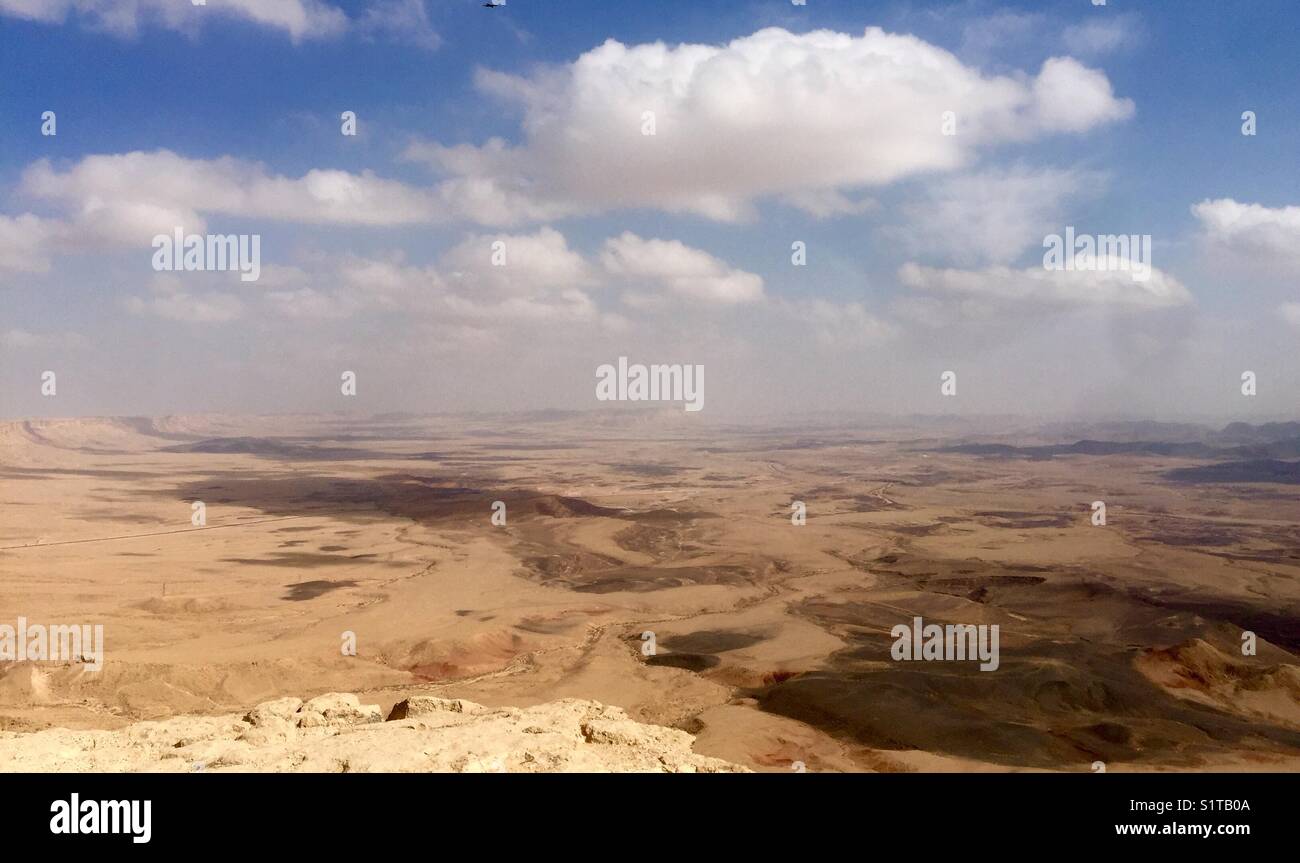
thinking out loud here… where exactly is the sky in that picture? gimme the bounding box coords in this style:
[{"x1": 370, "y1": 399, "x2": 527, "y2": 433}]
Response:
[{"x1": 1, "y1": 0, "x2": 1298, "y2": 422}]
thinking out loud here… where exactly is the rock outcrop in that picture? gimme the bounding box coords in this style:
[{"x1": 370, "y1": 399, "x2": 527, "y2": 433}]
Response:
[{"x1": 0, "y1": 693, "x2": 748, "y2": 773}]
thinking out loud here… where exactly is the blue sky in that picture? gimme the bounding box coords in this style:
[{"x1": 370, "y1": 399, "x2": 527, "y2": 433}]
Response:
[{"x1": 2, "y1": 0, "x2": 1298, "y2": 419}]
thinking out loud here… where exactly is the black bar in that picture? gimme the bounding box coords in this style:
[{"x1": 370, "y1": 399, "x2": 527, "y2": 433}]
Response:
[{"x1": 4, "y1": 772, "x2": 1285, "y2": 850}]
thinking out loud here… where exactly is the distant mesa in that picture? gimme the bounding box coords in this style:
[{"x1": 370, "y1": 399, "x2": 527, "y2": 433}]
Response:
[
  {"x1": 935, "y1": 422, "x2": 1300, "y2": 464},
  {"x1": 1163, "y1": 459, "x2": 1300, "y2": 485},
  {"x1": 163, "y1": 437, "x2": 436, "y2": 462}
]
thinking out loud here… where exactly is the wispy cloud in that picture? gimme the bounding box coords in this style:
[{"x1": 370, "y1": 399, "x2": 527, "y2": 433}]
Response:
[{"x1": 0, "y1": 0, "x2": 443, "y2": 45}]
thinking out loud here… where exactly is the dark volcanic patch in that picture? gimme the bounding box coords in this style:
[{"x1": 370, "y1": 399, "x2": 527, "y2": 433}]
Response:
[
  {"x1": 613, "y1": 523, "x2": 697, "y2": 559},
  {"x1": 1130, "y1": 516, "x2": 1252, "y2": 548},
  {"x1": 1129, "y1": 592, "x2": 1300, "y2": 653},
  {"x1": 661, "y1": 629, "x2": 768, "y2": 654},
  {"x1": 163, "y1": 437, "x2": 435, "y2": 461},
  {"x1": 0, "y1": 466, "x2": 158, "y2": 481},
  {"x1": 520, "y1": 538, "x2": 763, "y2": 592},
  {"x1": 282, "y1": 579, "x2": 358, "y2": 601},
  {"x1": 845, "y1": 551, "x2": 1055, "y2": 585},
  {"x1": 752, "y1": 637, "x2": 1300, "y2": 769},
  {"x1": 846, "y1": 495, "x2": 899, "y2": 512},
  {"x1": 162, "y1": 472, "x2": 652, "y2": 530},
  {"x1": 604, "y1": 463, "x2": 690, "y2": 477},
  {"x1": 890, "y1": 523, "x2": 947, "y2": 536},
  {"x1": 221, "y1": 552, "x2": 387, "y2": 568},
  {"x1": 529, "y1": 495, "x2": 624, "y2": 519},
  {"x1": 737, "y1": 557, "x2": 1300, "y2": 769},
  {"x1": 973, "y1": 510, "x2": 1073, "y2": 529},
  {"x1": 921, "y1": 575, "x2": 1048, "y2": 601},
  {"x1": 572, "y1": 564, "x2": 758, "y2": 594},
  {"x1": 514, "y1": 616, "x2": 579, "y2": 635},
  {"x1": 524, "y1": 551, "x2": 626, "y2": 579},
  {"x1": 646, "y1": 653, "x2": 720, "y2": 672}
]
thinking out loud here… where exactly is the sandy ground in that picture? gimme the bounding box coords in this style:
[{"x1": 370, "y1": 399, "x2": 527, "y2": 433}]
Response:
[{"x1": 1, "y1": 413, "x2": 1297, "y2": 772}]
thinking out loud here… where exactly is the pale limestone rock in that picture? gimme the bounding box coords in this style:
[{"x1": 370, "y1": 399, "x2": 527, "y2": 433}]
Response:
[
  {"x1": 243, "y1": 697, "x2": 303, "y2": 727},
  {"x1": 297, "y1": 693, "x2": 383, "y2": 728},
  {"x1": 0, "y1": 692, "x2": 748, "y2": 773},
  {"x1": 386, "y1": 696, "x2": 482, "y2": 720}
]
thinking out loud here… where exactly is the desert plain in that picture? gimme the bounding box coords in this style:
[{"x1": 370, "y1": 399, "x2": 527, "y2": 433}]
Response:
[{"x1": 0, "y1": 412, "x2": 1297, "y2": 772}]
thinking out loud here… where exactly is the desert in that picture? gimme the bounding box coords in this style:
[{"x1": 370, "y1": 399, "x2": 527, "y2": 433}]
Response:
[{"x1": 1, "y1": 412, "x2": 1296, "y2": 773}]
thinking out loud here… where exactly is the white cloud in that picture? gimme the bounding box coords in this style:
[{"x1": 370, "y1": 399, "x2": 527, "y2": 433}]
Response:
[
  {"x1": 357, "y1": 0, "x2": 439, "y2": 50},
  {"x1": 250, "y1": 263, "x2": 364, "y2": 319},
  {"x1": 778, "y1": 298, "x2": 896, "y2": 347},
  {"x1": 6, "y1": 148, "x2": 443, "y2": 275},
  {"x1": 899, "y1": 259, "x2": 1192, "y2": 315},
  {"x1": 437, "y1": 289, "x2": 601, "y2": 326},
  {"x1": 1281, "y1": 302, "x2": 1300, "y2": 329},
  {"x1": 442, "y1": 227, "x2": 597, "y2": 299},
  {"x1": 1062, "y1": 16, "x2": 1139, "y2": 56},
  {"x1": 601, "y1": 232, "x2": 764, "y2": 306},
  {"x1": 0, "y1": 0, "x2": 348, "y2": 41},
  {"x1": 431, "y1": 228, "x2": 604, "y2": 326},
  {"x1": 0, "y1": 328, "x2": 87, "y2": 350},
  {"x1": 1193, "y1": 198, "x2": 1300, "y2": 264},
  {"x1": 263, "y1": 287, "x2": 363, "y2": 319},
  {"x1": 235, "y1": 228, "x2": 607, "y2": 330},
  {"x1": 226, "y1": 227, "x2": 762, "y2": 332},
  {"x1": 19, "y1": 150, "x2": 439, "y2": 246},
  {"x1": 0, "y1": 0, "x2": 67, "y2": 23},
  {"x1": 125, "y1": 275, "x2": 245, "y2": 323},
  {"x1": 1028, "y1": 57, "x2": 1133, "y2": 133},
  {"x1": 404, "y1": 26, "x2": 1134, "y2": 224},
  {"x1": 0, "y1": 214, "x2": 62, "y2": 274},
  {"x1": 781, "y1": 189, "x2": 876, "y2": 219},
  {"x1": 6, "y1": 27, "x2": 1133, "y2": 249},
  {"x1": 958, "y1": 11, "x2": 1042, "y2": 62},
  {"x1": 894, "y1": 165, "x2": 1101, "y2": 265}
]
